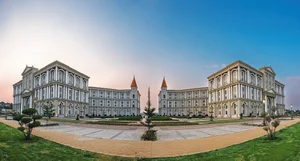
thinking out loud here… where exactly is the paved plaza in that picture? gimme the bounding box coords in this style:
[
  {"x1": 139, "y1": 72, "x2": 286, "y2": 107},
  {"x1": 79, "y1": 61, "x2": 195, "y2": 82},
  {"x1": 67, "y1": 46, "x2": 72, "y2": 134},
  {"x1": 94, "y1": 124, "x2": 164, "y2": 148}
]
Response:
[{"x1": 37, "y1": 121, "x2": 261, "y2": 141}]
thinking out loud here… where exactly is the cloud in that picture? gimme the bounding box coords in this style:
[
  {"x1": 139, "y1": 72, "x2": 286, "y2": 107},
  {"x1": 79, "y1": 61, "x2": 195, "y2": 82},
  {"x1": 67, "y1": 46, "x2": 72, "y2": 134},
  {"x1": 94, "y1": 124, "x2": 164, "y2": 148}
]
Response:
[
  {"x1": 283, "y1": 76, "x2": 300, "y2": 110},
  {"x1": 206, "y1": 64, "x2": 227, "y2": 69}
]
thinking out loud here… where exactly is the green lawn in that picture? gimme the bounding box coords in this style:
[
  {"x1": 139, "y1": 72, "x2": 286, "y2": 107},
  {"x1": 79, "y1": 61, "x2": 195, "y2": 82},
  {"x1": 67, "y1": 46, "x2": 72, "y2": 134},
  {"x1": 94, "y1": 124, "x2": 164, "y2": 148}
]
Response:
[
  {"x1": 1, "y1": 122, "x2": 300, "y2": 161},
  {"x1": 141, "y1": 122, "x2": 300, "y2": 161},
  {"x1": 0, "y1": 123, "x2": 135, "y2": 161}
]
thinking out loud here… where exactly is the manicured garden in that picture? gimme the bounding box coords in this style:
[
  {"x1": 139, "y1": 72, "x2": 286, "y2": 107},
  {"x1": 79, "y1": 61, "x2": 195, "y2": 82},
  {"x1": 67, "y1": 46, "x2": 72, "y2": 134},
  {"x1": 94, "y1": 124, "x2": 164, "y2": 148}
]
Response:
[
  {"x1": 0, "y1": 123, "x2": 134, "y2": 161},
  {"x1": 0, "y1": 122, "x2": 300, "y2": 160},
  {"x1": 141, "y1": 122, "x2": 300, "y2": 161}
]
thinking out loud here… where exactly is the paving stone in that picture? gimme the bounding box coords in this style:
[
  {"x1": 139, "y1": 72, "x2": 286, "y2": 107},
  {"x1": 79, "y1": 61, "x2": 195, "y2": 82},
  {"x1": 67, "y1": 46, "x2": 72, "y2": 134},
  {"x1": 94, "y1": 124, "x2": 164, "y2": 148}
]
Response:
[
  {"x1": 85, "y1": 130, "x2": 124, "y2": 139},
  {"x1": 113, "y1": 130, "x2": 144, "y2": 140},
  {"x1": 157, "y1": 130, "x2": 185, "y2": 140},
  {"x1": 176, "y1": 130, "x2": 211, "y2": 139},
  {"x1": 197, "y1": 128, "x2": 232, "y2": 136},
  {"x1": 67, "y1": 128, "x2": 102, "y2": 136}
]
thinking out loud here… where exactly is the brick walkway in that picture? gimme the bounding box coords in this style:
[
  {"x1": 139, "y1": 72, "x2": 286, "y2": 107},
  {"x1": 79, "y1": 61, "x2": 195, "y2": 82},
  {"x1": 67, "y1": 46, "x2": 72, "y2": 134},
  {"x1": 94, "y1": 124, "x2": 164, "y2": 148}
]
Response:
[{"x1": 1, "y1": 118, "x2": 298, "y2": 158}]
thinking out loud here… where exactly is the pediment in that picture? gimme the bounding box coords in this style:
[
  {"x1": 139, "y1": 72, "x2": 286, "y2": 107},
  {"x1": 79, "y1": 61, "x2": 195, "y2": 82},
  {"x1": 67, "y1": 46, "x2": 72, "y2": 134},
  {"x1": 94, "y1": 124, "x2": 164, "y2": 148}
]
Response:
[
  {"x1": 22, "y1": 66, "x2": 33, "y2": 75},
  {"x1": 266, "y1": 89, "x2": 276, "y2": 94},
  {"x1": 22, "y1": 90, "x2": 30, "y2": 94},
  {"x1": 265, "y1": 67, "x2": 276, "y2": 75}
]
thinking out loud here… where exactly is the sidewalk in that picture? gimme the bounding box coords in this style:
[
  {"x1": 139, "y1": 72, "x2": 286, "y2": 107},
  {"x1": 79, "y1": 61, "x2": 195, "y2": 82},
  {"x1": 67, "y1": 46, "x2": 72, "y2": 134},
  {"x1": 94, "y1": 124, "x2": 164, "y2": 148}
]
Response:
[{"x1": 1, "y1": 118, "x2": 299, "y2": 158}]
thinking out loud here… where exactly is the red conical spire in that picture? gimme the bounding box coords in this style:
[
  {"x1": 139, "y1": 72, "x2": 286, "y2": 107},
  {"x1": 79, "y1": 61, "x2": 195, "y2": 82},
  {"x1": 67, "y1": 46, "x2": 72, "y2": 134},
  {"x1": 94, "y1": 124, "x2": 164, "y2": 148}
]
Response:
[
  {"x1": 161, "y1": 76, "x2": 167, "y2": 88},
  {"x1": 131, "y1": 75, "x2": 137, "y2": 87}
]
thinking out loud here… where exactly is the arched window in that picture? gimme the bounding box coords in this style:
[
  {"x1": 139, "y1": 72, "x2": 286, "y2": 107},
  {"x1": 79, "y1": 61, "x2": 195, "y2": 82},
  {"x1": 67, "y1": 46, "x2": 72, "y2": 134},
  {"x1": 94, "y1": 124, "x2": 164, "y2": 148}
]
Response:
[
  {"x1": 58, "y1": 70, "x2": 65, "y2": 82},
  {"x1": 218, "y1": 105, "x2": 221, "y2": 115},
  {"x1": 232, "y1": 70, "x2": 237, "y2": 82},
  {"x1": 233, "y1": 103, "x2": 237, "y2": 115},
  {"x1": 225, "y1": 104, "x2": 228, "y2": 115},
  {"x1": 41, "y1": 74, "x2": 46, "y2": 85},
  {"x1": 49, "y1": 70, "x2": 55, "y2": 82},
  {"x1": 76, "y1": 76, "x2": 80, "y2": 87},
  {"x1": 69, "y1": 73, "x2": 74, "y2": 85},
  {"x1": 242, "y1": 103, "x2": 245, "y2": 114}
]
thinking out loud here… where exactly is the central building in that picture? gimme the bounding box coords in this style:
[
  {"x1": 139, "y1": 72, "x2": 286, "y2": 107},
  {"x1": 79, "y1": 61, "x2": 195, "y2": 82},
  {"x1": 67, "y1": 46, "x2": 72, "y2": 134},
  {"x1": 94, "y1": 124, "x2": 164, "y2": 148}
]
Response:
[
  {"x1": 88, "y1": 77, "x2": 141, "y2": 116},
  {"x1": 158, "y1": 77, "x2": 208, "y2": 116}
]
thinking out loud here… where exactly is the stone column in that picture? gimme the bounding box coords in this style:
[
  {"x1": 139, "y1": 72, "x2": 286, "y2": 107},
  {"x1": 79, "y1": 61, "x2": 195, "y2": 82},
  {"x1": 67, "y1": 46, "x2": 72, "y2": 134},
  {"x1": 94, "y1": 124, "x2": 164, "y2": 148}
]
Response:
[
  {"x1": 66, "y1": 71, "x2": 69, "y2": 84},
  {"x1": 55, "y1": 66, "x2": 58, "y2": 81},
  {"x1": 29, "y1": 96, "x2": 32, "y2": 108},
  {"x1": 237, "y1": 66, "x2": 240, "y2": 81},
  {"x1": 46, "y1": 70, "x2": 49, "y2": 84},
  {"x1": 247, "y1": 70, "x2": 250, "y2": 83}
]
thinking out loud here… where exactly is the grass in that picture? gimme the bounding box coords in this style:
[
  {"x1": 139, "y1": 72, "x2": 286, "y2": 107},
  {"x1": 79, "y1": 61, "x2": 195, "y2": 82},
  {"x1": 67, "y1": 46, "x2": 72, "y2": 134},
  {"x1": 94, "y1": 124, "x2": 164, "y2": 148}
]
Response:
[
  {"x1": 1, "y1": 122, "x2": 300, "y2": 160},
  {"x1": 141, "y1": 122, "x2": 300, "y2": 161},
  {"x1": 0, "y1": 123, "x2": 135, "y2": 161}
]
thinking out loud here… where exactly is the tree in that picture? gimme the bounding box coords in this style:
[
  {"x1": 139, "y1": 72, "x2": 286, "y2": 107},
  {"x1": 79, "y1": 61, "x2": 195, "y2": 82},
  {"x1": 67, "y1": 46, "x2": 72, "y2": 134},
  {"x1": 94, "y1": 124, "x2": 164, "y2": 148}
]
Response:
[
  {"x1": 13, "y1": 108, "x2": 42, "y2": 140},
  {"x1": 263, "y1": 118, "x2": 280, "y2": 140},
  {"x1": 141, "y1": 87, "x2": 157, "y2": 141},
  {"x1": 43, "y1": 103, "x2": 55, "y2": 119}
]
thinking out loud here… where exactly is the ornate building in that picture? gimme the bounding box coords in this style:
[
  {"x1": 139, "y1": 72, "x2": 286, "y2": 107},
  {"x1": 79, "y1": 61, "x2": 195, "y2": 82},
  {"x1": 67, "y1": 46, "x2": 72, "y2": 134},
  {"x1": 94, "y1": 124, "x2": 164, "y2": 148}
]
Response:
[
  {"x1": 13, "y1": 61, "x2": 90, "y2": 117},
  {"x1": 158, "y1": 77, "x2": 208, "y2": 116},
  {"x1": 13, "y1": 61, "x2": 141, "y2": 117},
  {"x1": 207, "y1": 60, "x2": 285, "y2": 118},
  {"x1": 88, "y1": 77, "x2": 141, "y2": 116}
]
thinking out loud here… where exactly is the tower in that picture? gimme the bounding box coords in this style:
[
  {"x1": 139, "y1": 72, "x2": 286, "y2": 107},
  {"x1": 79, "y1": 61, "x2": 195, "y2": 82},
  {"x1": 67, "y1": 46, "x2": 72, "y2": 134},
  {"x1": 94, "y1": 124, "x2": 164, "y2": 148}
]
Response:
[
  {"x1": 160, "y1": 77, "x2": 168, "y2": 115},
  {"x1": 130, "y1": 75, "x2": 139, "y2": 115}
]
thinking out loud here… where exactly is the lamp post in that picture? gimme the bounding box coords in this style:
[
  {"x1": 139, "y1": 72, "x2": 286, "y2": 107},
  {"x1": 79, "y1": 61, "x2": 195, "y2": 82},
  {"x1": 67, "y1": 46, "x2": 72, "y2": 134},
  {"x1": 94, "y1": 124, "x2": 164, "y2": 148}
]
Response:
[
  {"x1": 5, "y1": 104, "x2": 9, "y2": 120},
  {"x1": 262, "y1": 99, "x2": 266, "y2": 113},
  {"x1": 33, "y1": 97, "x2": 37, "y2": 114},
  {"x1": 290, "y1": 104, "x2": 293, "y2": 120}
]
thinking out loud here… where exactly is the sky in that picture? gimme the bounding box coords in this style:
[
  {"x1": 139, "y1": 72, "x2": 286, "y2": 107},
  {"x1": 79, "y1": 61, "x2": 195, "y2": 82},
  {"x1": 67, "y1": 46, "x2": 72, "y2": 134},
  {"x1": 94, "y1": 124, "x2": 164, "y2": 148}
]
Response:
[{"x1": 0, "y1": 0, "x2": 300, "y2": 110}]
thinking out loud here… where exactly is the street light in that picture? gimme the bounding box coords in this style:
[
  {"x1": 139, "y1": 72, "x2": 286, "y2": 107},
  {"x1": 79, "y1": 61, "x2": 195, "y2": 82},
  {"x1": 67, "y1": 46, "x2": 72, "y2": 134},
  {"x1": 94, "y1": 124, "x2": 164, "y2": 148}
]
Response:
[
  {"x1": 5, "y1": 104, "x2": 9, "y2": 120},
  {"x1": 290, "y1": 104, "x2": 293, "y2": 120}
]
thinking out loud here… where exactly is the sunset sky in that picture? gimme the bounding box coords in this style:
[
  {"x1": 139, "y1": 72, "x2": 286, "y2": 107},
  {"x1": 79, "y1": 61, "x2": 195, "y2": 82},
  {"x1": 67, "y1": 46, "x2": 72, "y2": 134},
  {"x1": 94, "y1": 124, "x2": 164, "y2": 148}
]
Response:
[{"x1": 0, "y1": 0, "x2": 300, "y2": 110}]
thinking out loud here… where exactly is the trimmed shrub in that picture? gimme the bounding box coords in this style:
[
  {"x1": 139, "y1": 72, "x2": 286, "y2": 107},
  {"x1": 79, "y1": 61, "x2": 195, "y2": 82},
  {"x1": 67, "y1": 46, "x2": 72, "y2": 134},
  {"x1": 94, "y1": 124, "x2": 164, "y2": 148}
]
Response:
[{"x1": 141, "y1": 129, "x2": 157, "y2": 141}]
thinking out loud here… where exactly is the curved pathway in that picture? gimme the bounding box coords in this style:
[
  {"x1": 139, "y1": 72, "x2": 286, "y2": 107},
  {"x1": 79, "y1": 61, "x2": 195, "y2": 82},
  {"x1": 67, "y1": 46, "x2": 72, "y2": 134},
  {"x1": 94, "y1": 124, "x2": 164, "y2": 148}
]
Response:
[{"x1": 1, "y1": 118, "x2": 299, "y2": 158}]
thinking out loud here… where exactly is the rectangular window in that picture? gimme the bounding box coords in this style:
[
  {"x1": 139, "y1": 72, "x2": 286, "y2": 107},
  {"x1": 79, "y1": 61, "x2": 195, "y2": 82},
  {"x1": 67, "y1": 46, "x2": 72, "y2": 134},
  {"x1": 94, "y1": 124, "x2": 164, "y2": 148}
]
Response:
[
  {"x1": 50, "y1": 86, "x2": 54, "y2": 98},
  {"x1": 59, "y1": 86, "x2": 63, "y2": 98},
  {"x1": 92, "y1": 99, "x2": 95, "y2": 106},
  {"x1": 69, "y1": 89, "x2": 72, "y2": 100}
]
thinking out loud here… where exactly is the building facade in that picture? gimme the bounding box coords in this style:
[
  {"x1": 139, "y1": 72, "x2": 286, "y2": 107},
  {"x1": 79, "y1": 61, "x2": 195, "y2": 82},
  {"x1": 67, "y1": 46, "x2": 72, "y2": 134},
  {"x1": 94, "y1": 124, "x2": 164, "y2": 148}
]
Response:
[
  {"x1": 158, "y1": 77, "x2": 208, "y2": 116},
  {"x1": 13, "y1": 61, "x2": 141, "y2": 117},
  {"x1": 207, "y1": 60, "x2": 285, "y2": 118},
  {"x1": 13, "y1": 61, "x2": 90, "y2": 117},
  {"x1": 88, "y1": 77, "x2": 141, "y2": 116}
]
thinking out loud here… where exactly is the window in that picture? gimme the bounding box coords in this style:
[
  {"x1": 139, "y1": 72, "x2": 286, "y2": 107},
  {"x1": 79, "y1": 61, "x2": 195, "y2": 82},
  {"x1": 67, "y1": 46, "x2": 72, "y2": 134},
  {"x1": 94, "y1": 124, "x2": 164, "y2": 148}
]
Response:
[
  {"x1": 163, "y1": 95, "x2": 165, "y2": 99},
  {"x1": 83, "y1": 80, "x2": 86, "y2": 89},
  {"x1": 242, "y1": 86, "x2": 245, "y2": 98},
  {"x1": 233, "y1": 104, "x2": 237, "y2": 115},
  {"x1": 35, "y1": 77, "x2": 39, "y2": 87},
  {"x1": 224, "y1": 89, "x2": 227, "y2": 100},
  {"x1": 76, "y1": 77, "x2": 80, "y2": 87},
  {"x1": 50, "y1": 86, "x2": 54, "y2": 98},
  {"x1": 92, "y1": 99, "x2": 95, "y2": 106},
  {"x1": 76, "y1": 90, "x2": 79, "y2": 101},
  {"x1": 222, "y1": 74, "x2": 227, "y2": 85},
  {"x1": 217, "y1": 77, "x2": 221, "y2": 87},
  {"x1": 218, "y1": 91, "x2": 221, "y2": 101},
  {"x1": 241, "y1": 70, "x2": 246, "y2": 82},
  {"x1": 92, "y1": 91, "x2": 96, "y2": 97},
  {"x1": 58, "y1": 70, "x2": 65, "y2": 82},
  {"x1": 251, "y1": 74, "x2": 255, "y2": 85},
  {"x1": 69, "y1": 89, "x2": 72, "y2": 100},
  {"x1": 232, "y1": 70, "x2": 237, "y2": 82},
  {"x1": 42, "y1": 88, "x2": 45, "y2": 100},
  {"x1": 69, "y1": 73, "x2": 74, "y2": 85},
  {"x1": 133, "y1": 94, "x2": 135, "y2": 99},
  {"x1": 233, "y1": 86, "x2": 237, "y2": 98},
  {"x1": 49, "y1": 70, "x2": 55, "y2": 82},
  {"x1": 41, "y1": 74, "x2": 46, "y2": 85},
  {"x1": 59, "y1": 86, "x2": 63, "y2": 98},
  {"x1": 83, "y1": 92, "x2": 86, "y2": 102},
  {"x1": 251, "y1": 88, "x2": 254, "y2": 99}
]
